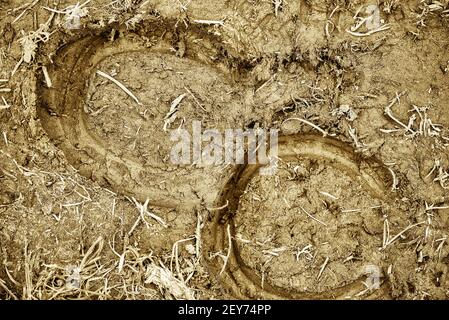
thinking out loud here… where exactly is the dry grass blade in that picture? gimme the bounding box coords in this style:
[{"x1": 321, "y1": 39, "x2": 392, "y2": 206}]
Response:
[
  {"x1": 382, "y1": 222, "x2": 425, "y2": 249},
  {"x1": 220, "y1": 224, "x2": 232, "y2": 275},
  {"x1": 192, "y1": 19, "x2": 224, "y2": 26},
  {"x1": 283, "y1": 117, "x2": 335, "y2": 137},
  {"x1": 0, "y1": 96, "x2": 10, "y2": 109},
  {"x1": 0, "y1": 278, "x2": 18, "y2": 299},
  {"x1": 300, "y1": 206, "x2": 327, "y2": 226},
  {"x1": 80, "y1": 236, "x2": 104, "y2": 270},
  {"x1": 145, "y1": 261, "x2": 195, "y2": 299},
  {"x1": 96, "y1": 70, "x2": 142, "y2": 106},
  {"x1": 347, "y1": 24, "x2": 391, "y2": 37},
  {"x1": 131, "y1": 197, "x2": 167, "y2": 228}
]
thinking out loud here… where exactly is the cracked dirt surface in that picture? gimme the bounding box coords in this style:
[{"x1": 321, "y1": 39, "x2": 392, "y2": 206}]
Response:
[{"x1": 1, "y1": 0, "x2": 449, "y2": 300}]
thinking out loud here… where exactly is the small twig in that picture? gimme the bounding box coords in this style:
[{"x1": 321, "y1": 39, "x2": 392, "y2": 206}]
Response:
[
  {"x1": 425, "y1": 202, "x2": 449, "y2": 211},
  {"x1": 300, "y1": 206, "x2": 327, "y2": 226},
  {"x1": 262, "y1": 246, "x2": 288, "y2": 257},
  {"x1": 379, "y1": 128, "x2": 400, "y2": 133},
  {"x1": 382, "y1": 219, "x2": 390, "y2": 248},
  {"x1": 348, "y1": 125, "x2": 365, "y2": 149},
  {"x1": 195, "y1": 211, "x2": 202, "y2": 260},
  {"x1": 130, "y1": 197, "x2": 167, "y2": 230},
  {"x1": 382, "y1": 222, "x2": 425, "y2": 249},
  {"x1": 319, "y1": 191, "x2": 339, "y2": 200},
  {"x1": 325, "y1": 5, "x2": 339, "y2": 37},
  {"x1": 341, "y1": 208, "x2": 362, "y2": 213},
  {"x1": 294, "y1": 244, "x2": 314, "y2": 261},
  {"x1": 170, "y1": 237, "x2": 195, "y2": 282},
  {"x1": 11, "y1": 58, "x2": 23, "y2": 77},
  {"x1": 12, "y1": 0, "x2": 40, "y2": 24},
  {"x1": 163, "y1": 93, "x2": 186, "y2": 131},
  {"x1": 42, "y1": 66, "x2": 52, "y2": 88},
  {"x1": 283, "y1": 117, "x2": 335, "y2": 137},
  {"x1": 193, "y1": 19, "x2": 224, "y2": 26},
  {"x1": 384, "y1": 93, "x2": 408, "y2": 125},
  {"x1": 96, "y1": 70, "x2": 142, "y2": 106},
  {"x1": 0, "y1": 279, "x2": 18, "y2": 300},
  {"x1": 387, "y1": 166, "x2": 398, "y2": 191},
  {"x1": 255, "y1": 75, "x2": 275, "y2": 93},
  {"x1": 317, "y1": 257, "x2": 329, "y2": 280},
  {"x1": 206, "y1": 200, "x2": 229, "y2": 211},
  {"x1": 346, "y1": 24, "x2": 391, "y2": 37},
  {"x1": 184, "y1": 87, "x2": 206, "y2": 112},
  {"x1": 0, "y1": 96, "x2": 10, "y2": 110},
  {"x1": 220, "y1": 224, "x2": 232, "y2": 275}
]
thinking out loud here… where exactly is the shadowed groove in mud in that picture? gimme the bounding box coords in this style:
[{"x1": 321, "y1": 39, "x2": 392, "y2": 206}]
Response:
[{"x1": 206, "y1": 134, "x2": 393, "y2": 299}]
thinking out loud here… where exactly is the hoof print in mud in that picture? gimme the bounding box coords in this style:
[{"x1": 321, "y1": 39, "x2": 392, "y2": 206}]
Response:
[
  {"x1": 37, "y1": 26, "x2": 246, "y2": 209},
  {"x1": 207, "y1": 135, "x2": 396, "y2": 299}
]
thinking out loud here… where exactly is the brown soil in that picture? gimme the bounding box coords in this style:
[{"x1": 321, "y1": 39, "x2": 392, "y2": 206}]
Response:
[{"x1": 1, "y1": 0, "x2": 449, "y2": 300}]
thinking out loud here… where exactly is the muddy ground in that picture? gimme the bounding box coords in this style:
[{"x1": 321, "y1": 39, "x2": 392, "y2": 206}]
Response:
[{"x1": 1, "y1": 0, "x2": 449, "y2": 300}]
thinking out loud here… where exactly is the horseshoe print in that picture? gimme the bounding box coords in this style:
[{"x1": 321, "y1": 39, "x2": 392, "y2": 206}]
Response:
[{"x1": 37, "y1": 24, "x2": 401, "y2": 300}]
